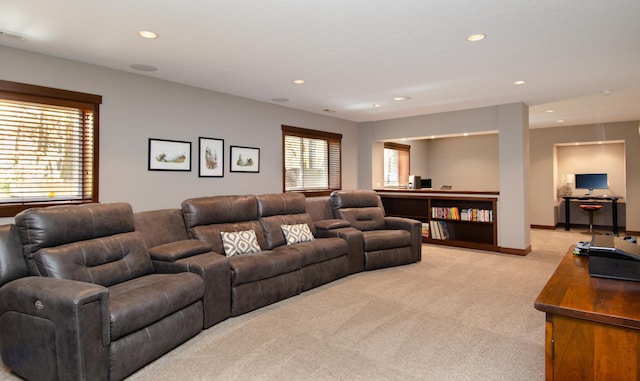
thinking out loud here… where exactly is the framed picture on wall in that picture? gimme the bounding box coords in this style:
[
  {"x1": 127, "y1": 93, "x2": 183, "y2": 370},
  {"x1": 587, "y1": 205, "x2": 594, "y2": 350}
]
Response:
[
  {"x1": 230, "y1": 145, "x2": 260, "y2": 173},
  {"x1": 198, "y1": 137, "x2": 224, "y2": 177},
  {"x1": 148, "y1": 138, "x2": 191, "y2": 171}
]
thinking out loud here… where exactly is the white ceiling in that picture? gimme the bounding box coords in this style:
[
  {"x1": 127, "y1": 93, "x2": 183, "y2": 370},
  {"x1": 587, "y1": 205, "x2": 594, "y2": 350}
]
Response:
[{"x1": 1, "y1": 0, "x2": 639, "y2": 129}]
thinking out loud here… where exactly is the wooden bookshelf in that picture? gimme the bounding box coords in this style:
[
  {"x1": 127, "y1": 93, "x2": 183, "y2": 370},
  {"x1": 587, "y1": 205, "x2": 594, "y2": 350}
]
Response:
[{"x1": 376, "y1": 190, "x2": 499, "y2": 252}]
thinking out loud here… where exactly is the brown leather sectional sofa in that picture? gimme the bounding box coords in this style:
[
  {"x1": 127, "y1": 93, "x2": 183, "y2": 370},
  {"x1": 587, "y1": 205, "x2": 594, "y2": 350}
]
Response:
[{"x1": 0, "y1": 190, "x2": 421, "y2": 381}]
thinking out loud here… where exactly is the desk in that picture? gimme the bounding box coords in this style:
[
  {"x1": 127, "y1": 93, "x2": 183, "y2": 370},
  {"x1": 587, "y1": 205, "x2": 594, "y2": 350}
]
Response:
[
  {"x1": 563, "y1": 195, "x2": 619, "y2": 234},
  {"x1": 534, "y1": 247, "x2": 640, "y2": 380}
]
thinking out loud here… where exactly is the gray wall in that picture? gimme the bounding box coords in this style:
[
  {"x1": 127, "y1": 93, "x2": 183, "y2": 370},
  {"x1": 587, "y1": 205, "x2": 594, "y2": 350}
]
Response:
[
  {"x1": 530, "y1": 121, "x2": 640, "y2": 231},
  {"x1": 359, "y1": 103, "x2": 530, "y2": 251},
  {"x1": 425, "y1": 134, "x2": 499, "y2": 191},
  {"x1": 0, "y1": 46, "x2": 359, "y2": 223}
]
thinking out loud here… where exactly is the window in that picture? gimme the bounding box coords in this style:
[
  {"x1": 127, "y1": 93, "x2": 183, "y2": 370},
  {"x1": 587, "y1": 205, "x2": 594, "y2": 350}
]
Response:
[
  {"x1": 0, "y1": 80, "x2": 101, "y2": 217},
  {"x1": 383, "y1": 142, "x2": 410, "y2": 187},
  {"x1": 282, "y1": 125, "x2": 341, "y2": 196}
]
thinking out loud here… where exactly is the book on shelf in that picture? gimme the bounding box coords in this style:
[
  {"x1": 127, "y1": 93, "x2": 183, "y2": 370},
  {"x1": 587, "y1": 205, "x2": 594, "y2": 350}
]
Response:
[
  {"x1": 428, "y1": 220, "x2": 449, "y2": 240},
  {"x1": 421, "y1": 223, "x2": 430, "y2": 238},
  {"x1": 432, "y1": 206, "x2": 494, "y2": 222}
]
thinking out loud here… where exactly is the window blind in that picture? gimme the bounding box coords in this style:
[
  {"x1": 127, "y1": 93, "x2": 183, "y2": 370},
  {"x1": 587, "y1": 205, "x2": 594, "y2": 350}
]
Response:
[
  {"x1": 282, "y1": 125, "x2": 342, "y2": 194},
  {"x1": 0, "y1": 80, "x2": 101, "y2": 216},
  {"x1": 383, "y1": 142, "x2": 410, "y2": 187}
]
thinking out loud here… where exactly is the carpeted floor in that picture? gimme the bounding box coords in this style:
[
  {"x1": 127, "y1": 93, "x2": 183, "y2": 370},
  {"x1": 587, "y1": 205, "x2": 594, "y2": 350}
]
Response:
[{"x1": 0, "y1": 228, "x2": 586, "y2": 380}]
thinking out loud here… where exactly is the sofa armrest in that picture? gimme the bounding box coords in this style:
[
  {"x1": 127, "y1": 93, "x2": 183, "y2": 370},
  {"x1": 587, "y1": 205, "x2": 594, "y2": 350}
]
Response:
[
  {"x1": 317, "y1": 227, "x2": 365, "y2": 274},
  {"x1": 0, "y1": 276, "x2": 109, "y2": 381},
  {"x1": 384, "y1": 216, "x2": 422, "y2": 262},
  {"x1": 148, "y1": 239, "x2": 213, "y2": 261},
  {"x1": 314, "y1": 219, "x2": 351, "y2": 231},
  {"x1": 153, "y1": 252, "x2": 230, "y2": 328}
]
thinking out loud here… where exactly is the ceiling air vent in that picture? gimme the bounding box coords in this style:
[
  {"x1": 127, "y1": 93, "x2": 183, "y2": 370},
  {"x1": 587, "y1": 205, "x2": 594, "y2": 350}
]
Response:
[{"x1": 0, "y1": 30, "x2": 26, "y2": 41}]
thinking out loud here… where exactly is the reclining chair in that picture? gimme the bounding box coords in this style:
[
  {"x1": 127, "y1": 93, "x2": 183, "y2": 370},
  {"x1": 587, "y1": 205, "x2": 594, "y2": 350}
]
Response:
[
  {"x1": 329, "y1": 190, "x2": 422, "y2": 271},
  {"x1": 0, "y1": 202, "x2": 205, "y2": 381}
]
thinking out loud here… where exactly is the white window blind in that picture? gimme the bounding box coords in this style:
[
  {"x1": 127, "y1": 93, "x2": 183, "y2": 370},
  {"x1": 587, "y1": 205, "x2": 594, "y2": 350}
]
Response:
[
  {"x1": 383, "y1": 142, "x2": 410, "y2": 187},
  {"x1": 0, "y1": 80, "x2": 101, "y2": 217},
  {"x1": 282, "y1": 125, "x2": 341, "y2": 194}
]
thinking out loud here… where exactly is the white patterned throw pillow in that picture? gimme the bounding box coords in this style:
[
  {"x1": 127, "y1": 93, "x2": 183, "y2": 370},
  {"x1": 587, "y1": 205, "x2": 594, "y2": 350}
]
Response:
[
  {"x1": 281, "y1": 223, "x2": 315, "y2": 245},
  {"x1": 220, "y1": 230, "x2": 261, "y2": 257}
]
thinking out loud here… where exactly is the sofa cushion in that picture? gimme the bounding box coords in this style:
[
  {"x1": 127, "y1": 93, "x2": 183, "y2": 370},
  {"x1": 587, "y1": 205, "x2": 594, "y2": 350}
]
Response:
[
  {"x1": 229, "y1": 248, "x2": 302, "y2": 286},
  {"x1": 257, "y1": 193, "x2": 318, "y2": 249},
  {"x1": 190, "y1": 221, "x2": 266, "y2": 255},
  {"x1": 259, "y1": 214, "x2": 316, "y2": 249},
  {"x1": 134, "y1": 208, "x2": 189, "y2": 248},
  {"x1": 16, "y1": 202, "x2": 135, "y2": 258},
  {"x1": 337, "y1": 207, "x2": 386, "y2": 231},
  {"x1": 108, "y1": 273, "x2": 204, "y2": 340},
  {"x1": 329, "y1": 190, "x2": 386, "y2": 231},
  {"x1": 286, "y1": 237, "x2": 347, "y2": 267},
  {"x1": 281, "y1": 224, "x2": 315, "y2": 245},
  {"x1": 220, "y1": 230, "x2": 261, "y2": 257},
  {"x1": 362, "y1": 230, "x2": 412, "y2": 252},
  {"x1": 33, "y1": 231, "x2": 154, "y2": 287},
  {"x1": 256, "y1": 192, "x2": 306, "y2": 216},
  {"x1": 182, "y1": 195, "x2": 258, "y2": 228}
]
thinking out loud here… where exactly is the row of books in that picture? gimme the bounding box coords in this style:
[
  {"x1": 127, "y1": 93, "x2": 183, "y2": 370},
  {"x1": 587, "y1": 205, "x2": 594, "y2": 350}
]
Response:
[
  {"x1": 422, "y1": 221, "x2": 450, "y2": 240},
  {"x1": 431, "y1": 207, "x2": 493, "y2": 222}
]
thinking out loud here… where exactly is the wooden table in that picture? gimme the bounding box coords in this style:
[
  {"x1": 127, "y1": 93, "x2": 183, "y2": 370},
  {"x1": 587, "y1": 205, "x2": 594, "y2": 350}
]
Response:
[{"x1": 534, "y1": 247, "x2": 640, "y2": 380}]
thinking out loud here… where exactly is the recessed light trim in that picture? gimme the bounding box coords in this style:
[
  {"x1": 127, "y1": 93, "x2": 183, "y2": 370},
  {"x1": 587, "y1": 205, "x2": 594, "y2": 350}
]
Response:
[
  {"x1": 129, "y1": 63, "x2": 158, "y2": 72},
  {"x1": 393, "y1": 96, "x2": 411, "y2": 101},
  {"x1": 466, "y1": 33, "x2": 486, "y2": 42},
  {"x1": 293, "y1": 79, "x2": 305, "y2": 84},
  {"x1": 138, "y1": 30, "x2": 158, "y2": 39},
  {"x1": 513, "y1": 80, "x2": 527, "y2": 85}
]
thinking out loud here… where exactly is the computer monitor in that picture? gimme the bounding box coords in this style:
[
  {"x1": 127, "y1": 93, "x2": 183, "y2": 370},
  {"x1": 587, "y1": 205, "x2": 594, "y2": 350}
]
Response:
[
  {"x1": 420, "y1": 178, "x2": 432, "y2": 188},
  {"x1": 575, "y1": 173, "x2": 608, "y2": 195}
]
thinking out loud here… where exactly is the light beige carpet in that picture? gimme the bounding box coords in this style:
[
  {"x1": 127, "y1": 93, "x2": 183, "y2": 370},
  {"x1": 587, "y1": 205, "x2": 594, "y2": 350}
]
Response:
[{"x1": 0, "y1": 228, "x2": 586, "y2": 380}]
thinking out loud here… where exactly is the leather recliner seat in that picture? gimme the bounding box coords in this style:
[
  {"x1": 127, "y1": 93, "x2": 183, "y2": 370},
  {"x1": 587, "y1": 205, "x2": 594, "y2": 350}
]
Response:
[
  {"x1": 329, "y1": 190, "x2": 422, "y2": 270},
  {"x1": 3, "y1": 202, "x2": 205, "y2": 381}
]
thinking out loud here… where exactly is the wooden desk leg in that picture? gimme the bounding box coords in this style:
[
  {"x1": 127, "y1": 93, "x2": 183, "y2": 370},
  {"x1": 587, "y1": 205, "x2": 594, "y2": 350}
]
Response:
[
  {"x1": 612, "y1": 199, "x2": 618, "y2": 235},
  {"x1": 564, "y1": 199, "x2": 570, "y2": 231}
]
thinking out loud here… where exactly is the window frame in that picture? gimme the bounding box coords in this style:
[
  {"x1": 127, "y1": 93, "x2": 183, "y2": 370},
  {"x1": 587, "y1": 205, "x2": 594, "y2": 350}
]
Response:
[
  {"x1": 282, "y1": 125, "x2": 342, "y2": 197},
  {"x1": 0, "y1": 80, "x2": 102, "y2": 217},
  {"x1": 383, "y1": 142, "x2": 411, "y2": 188}
]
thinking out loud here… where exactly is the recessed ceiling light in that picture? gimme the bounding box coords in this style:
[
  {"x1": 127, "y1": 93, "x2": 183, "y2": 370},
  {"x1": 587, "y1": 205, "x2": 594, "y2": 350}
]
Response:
[
  {"x1": 393, "y1": 96, "x2": 411, "y2": 101},
  {"x1": 546, "y1": 109, "x2": 555, "y2": 113},
  {"x1": 373, "y1": 103, "x2": 382, "y2": 108},
  {"x1": 138, "y1": 30, "x2": 158, "y2": 39},
  {"x1": 322, "y1": 109, "x2": 336, "y2": 113},
  {"x1": 463, "y1": 133, "x2": 469, "y2": 136},
  {"x1": 556, "y1": 119, "x2": 566, "y2": 123},
  {"x1": 601, "y1": 89, "x2": 612, "y2": 96},
  {"x1": 293, "y1": 79, "x2": 305, "y2": 84},
  {"x1": 513, "y1": 80, "x2": 527, "y2": 85},
  {"x1": 466, "y1": 33, "x2": 486, "y2": 42},
  {"x1": 129, "y1": 63, "x2": 158, "y2": 72}
]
